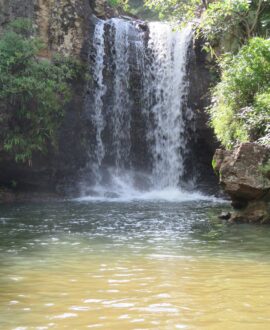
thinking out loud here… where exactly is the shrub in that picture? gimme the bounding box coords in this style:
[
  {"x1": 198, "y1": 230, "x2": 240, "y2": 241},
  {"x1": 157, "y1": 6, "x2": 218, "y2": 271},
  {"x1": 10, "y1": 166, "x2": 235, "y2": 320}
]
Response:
[
  {"x1": 0, "y1": 19, "x2": 81, "y2": 163},
  {"x1": 145, "y1": 0, "x2": 204, "y2": 22},
  {"x1": 108, "y1": 0, "x2": 130, "y2": 11},
  {"x1": 209, "y1": 37, "x2": 270, "y2": 148}
]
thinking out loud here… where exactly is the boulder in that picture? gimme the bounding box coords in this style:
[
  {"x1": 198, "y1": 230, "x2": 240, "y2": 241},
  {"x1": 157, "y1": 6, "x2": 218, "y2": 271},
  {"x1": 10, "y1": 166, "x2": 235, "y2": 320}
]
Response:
[
  {"x1": 230, "y1": 200, "x2": 270, "y2": 223},
  {"x1": 213, "y1": 143, "x2": 270, "y2": 223},
  {"x1": 213, "y1": 143, "x2": 270, "y2": 201},
  {"x1": 218, "y1": 212, "x2": 231, "y2": 220}
]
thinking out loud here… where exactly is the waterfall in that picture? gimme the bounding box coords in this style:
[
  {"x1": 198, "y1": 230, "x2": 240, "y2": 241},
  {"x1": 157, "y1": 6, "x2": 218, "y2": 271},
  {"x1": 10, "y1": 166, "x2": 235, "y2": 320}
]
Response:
[
  {"x1": 83, "y1": 18, "x2": 193, "y2": 198},
  {"x1": 147, "y1": 23, "x2": 192, "y2": 189},
  {"x1": 111, "y1": 18, "x2": 132, "y2": 171},
  {"x1": 91, "y1": 20, "x2": 106, "y2": 184}
]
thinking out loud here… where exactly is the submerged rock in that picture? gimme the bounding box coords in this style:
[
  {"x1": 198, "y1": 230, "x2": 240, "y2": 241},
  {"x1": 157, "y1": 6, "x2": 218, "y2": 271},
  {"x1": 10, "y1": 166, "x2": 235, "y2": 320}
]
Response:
[
  {"x1": 213, "y1": 143, "x2": 270, "y2": 223},
  {"x1": 230, "y1": 200, "x2": 270, "y2": 224},
  {"x1": 218, "y1": 212, "x2": 231, "y2": 220}
]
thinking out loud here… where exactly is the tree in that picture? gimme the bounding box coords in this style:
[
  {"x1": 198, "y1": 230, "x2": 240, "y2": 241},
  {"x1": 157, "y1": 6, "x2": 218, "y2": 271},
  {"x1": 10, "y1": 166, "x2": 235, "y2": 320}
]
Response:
[
  {"x1": 0, "y1": 19, "x2": 81, "y2": 163},
  {"x1": 145, "y1": 0, "x2": 207, "y2": 22},
  {"x1": 199, "y1": 0, "x2": 270, "y2": 54},
  {"x1": 144, "y1": 0, "x2": 270, "y2": 48}
]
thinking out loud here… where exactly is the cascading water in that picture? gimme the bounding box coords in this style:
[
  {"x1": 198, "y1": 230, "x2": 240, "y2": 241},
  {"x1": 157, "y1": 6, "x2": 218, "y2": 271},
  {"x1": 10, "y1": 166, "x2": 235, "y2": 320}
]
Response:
[
  {"x1": 147, "y1": 23, "x2": 192, "y2": 189},
  {"x1": 82, "y1": 18, "x2": 197, "y2": 200},
  {"x1": 111, "y1": 19, "x2": 132, "y2": 171},
  {"x1": 91, "y1": 20, "x2": 106, "y2": 184}
]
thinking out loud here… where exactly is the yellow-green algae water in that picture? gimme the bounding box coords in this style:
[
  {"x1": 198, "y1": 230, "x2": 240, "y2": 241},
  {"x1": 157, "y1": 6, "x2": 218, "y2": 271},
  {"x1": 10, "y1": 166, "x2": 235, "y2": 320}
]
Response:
[{"x1": 1, "y1": 200, "x2": 270, "y2": 329}]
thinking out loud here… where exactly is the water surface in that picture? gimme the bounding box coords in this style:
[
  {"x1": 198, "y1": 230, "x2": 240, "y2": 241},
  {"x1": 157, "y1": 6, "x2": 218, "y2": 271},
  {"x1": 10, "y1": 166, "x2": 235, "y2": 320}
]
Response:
[{"x1": 1, "y1": 199, "x2": 270, "y2": 329}]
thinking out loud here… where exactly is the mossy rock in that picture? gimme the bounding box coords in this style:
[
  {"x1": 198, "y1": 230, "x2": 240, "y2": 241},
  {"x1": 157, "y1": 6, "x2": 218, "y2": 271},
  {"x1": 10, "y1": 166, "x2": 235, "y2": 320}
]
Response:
[{"x1": 260, "y1": 161, "x2": 270, "y2": 180}]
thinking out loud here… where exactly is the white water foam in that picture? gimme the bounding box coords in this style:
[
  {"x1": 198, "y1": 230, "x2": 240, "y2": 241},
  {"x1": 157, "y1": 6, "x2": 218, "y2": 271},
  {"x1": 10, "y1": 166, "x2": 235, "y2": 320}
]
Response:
[
  {"x1": 75, "y1": 191, "x2": 223, "y2": 203},
  {"x1": 76, "y1": 173, "x2": 223, "y2": 203}
]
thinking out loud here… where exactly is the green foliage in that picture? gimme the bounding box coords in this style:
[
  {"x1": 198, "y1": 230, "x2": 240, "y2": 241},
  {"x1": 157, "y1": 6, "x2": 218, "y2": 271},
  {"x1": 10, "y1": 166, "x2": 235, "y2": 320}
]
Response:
[
  {"x1": 126, "y1": 0, "x2": 158, "y2": 20},
  {"x1": 6, "y1": 18, "x2": 35, "y2": 35},
  {"x1": 243, "y1": 92, "x2": 270, "y2": 142},
  {"x1": 209, "y1": 37, "x2": 270, "y2": 148},
  {"x1": 11, "y1": 180, "x2": 17, "y2": 188},
  {"x1": 199, "y1": 0, "x2": 249, "y2": 52},
  {"x1": 145, "y1": 0, "x2": 204, "y2": 22},
  {"x1": 0, "y1": 19, "x2": 80, "y2": 163},
  {"x1": 108, "y1": 0, "x2": 130, "y2": 11},
  {"x1": 260, "y1": 160, "x2": 270, "y2": 178},
  {"x1": 144, "y1": 0, "x2": 270, "y2": 48},
  {"x1": 212, "y1": 158, "x2": 217, "y2": 171},
  {"x1": 199, "y1": 0, "x2": 270, "y2": 54}
]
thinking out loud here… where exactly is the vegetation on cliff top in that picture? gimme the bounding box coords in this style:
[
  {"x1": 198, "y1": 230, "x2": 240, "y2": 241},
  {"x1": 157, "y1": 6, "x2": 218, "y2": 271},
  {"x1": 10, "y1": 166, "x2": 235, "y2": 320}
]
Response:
[
  {"x1": 210, "y1": 37, "x2": 270, "y2": 148},
  {"x1": 108, "y1": 0, "x2": 158, "y2": 19},
  {"x1": 108, "y1": 0, "x2": 129, "y2": 10},
  {"x1": 0, "y1": 19, "x2": 82, "y2": 163}
]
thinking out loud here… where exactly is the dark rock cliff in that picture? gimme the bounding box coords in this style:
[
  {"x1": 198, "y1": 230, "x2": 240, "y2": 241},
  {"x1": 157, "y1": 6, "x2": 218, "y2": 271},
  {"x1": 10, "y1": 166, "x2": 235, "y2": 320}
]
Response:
[{"x1": 185, "y1": 38, "x2": 219, "y2": 194}]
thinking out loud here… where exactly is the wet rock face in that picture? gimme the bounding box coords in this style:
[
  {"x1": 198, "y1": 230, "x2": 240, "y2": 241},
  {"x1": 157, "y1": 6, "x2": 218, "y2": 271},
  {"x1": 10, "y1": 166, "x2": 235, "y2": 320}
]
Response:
[
  {"x1": 0, "y1": 0, "x2": 35, "y2": 27},
  {"x1": 36, "y1": 0, "x2": 95, "y2": 59},
  {"x1": 94, "y1": 0, "x2": 118, "y2": 18},
  {"x1": 37, "y1": 0, "x2": 83, "y2": 57},
  {"x1": 214, "y1": 143, "x2": 270, "y2": 223},
  {"x1": 185, "y1": 38, "x2": 219, "y2": 194},
  {"x1": 0, "y1": 0, "x2": 97, "y2": 59}
]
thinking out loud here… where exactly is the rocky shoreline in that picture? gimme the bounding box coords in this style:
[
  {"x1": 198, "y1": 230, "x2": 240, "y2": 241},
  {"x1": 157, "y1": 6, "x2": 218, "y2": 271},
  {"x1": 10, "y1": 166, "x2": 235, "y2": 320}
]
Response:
[{"x1": 213, "y1": 143, "x2": 270, "y2": 223}]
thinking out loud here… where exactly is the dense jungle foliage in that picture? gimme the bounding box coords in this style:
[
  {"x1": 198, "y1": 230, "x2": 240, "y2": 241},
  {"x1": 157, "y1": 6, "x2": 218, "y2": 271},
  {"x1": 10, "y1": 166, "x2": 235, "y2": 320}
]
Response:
[
  {"x1": 0, "y1": 19, "x2": 81, "y2": 163},
  {"x1": 210, "y1": 38, "x2": 270, "y2": 147}
]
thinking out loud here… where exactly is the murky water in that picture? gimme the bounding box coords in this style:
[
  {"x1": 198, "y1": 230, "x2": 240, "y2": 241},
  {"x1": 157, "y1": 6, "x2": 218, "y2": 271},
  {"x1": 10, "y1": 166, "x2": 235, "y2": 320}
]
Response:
[{"x1": 1, "y1": 200, "x2": 270, "y2": 329}]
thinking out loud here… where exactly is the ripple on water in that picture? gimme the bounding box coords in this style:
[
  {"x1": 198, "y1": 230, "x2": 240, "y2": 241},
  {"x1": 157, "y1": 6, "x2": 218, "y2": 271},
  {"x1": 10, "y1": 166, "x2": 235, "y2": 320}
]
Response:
[
  {"x1": 1, "y1": 200, "x2": 270, "y2": 329},
  {"x1": 51, "y1": 313, "x2": 78, "y2": 319}
]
